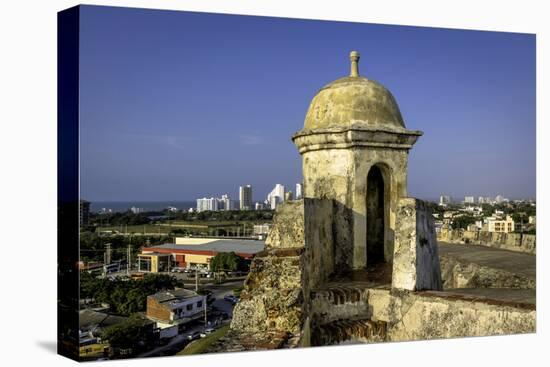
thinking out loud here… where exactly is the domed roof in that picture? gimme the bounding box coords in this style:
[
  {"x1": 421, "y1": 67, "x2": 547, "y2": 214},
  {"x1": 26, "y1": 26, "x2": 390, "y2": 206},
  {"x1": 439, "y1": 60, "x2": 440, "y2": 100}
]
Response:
[{"x1": 303, "y1": 51, "x2": 406, "y2": 131}]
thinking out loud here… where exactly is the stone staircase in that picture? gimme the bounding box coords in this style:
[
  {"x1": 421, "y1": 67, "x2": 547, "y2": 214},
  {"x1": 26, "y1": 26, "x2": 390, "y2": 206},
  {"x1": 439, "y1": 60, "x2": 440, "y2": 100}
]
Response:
[
  {"x1": 310, "y1": 282, "x2": 388, "y2": 345},
  {"x1": 311, "y1": 318, "x2": 386, "y2": 346}
]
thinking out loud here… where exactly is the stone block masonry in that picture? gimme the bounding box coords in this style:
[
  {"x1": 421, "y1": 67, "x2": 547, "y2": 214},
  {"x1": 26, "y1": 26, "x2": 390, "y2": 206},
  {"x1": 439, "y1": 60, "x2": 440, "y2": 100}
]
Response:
[{"x1": 392, "y1": 198, "x2": 443, "y2": 291}]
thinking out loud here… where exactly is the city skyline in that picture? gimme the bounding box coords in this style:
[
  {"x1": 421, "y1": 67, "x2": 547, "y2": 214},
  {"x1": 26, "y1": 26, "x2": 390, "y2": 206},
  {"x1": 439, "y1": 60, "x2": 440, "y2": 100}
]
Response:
[{"x1": 79, "y1": 6, "x2": 536, "y2": 202}]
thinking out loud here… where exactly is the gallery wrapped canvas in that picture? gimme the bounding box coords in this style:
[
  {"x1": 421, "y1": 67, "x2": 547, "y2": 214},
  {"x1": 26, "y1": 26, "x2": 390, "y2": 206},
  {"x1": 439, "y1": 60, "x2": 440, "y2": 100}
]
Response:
[{"x1": 58, "y1": 4, "x2": 536, "y2": 362}]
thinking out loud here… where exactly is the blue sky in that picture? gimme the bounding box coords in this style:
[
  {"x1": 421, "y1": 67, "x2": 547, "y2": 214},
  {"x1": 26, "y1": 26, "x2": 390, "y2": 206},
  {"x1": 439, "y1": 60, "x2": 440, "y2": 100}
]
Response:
[{"x1": 79, "y1": 5, "x2": 536, "y2": 202}]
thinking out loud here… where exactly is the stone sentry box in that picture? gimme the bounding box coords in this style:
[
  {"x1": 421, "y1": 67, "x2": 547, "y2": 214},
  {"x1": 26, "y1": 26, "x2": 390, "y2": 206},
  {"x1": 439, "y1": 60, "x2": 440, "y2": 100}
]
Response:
[
  {"x1": 215, "y1": 52, "x2": 530, "y2": 352},
  {"x1": 292, "y1": 51, "x2": 442, "y2": 290}
]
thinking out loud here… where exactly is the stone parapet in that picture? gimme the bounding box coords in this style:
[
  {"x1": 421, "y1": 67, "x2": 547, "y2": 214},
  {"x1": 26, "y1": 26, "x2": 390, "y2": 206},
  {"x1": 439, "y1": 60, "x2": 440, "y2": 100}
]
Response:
[
  {"x1": 392, "y1": 198, "x2": 443, "y2": 291},
  {"x1": 437, "y1": 229, "x2": 536, "y2": 254}
]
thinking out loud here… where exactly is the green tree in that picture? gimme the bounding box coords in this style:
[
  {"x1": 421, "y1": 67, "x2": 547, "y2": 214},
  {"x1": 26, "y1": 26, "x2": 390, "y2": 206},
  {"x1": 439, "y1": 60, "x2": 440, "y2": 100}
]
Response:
[
  {"x1": 80, "y1": 273, "x2": 181, "y2": 316},
  {"x1": 101, "y1": 314, "x2": 153, "y2": 351},
  {"x1": 452, "y1": 215, "x2": 476, "y2": 230},
  {"x1": 210, "y1": 252, "x2": 246, "y2": 272}
]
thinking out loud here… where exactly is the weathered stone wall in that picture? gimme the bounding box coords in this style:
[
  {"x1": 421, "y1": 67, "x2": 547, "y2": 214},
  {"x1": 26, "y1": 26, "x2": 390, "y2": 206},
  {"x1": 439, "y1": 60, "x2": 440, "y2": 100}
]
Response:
[
  {"x1": 368, "y1": 289, "x2": 535, "y2": 341},
  {"x1": 438, "y1": 229, "x2": 536, "y2": 254},
  {"x1": 303, "y1": 198, "x2": 335, "y2": 290},
  {"x1": 300, "y1": 147, "x2": 410, "y2": 273},
  {"x1": 392, "y1": 198, "x2": 442, "y2": 291},
  {"x1": 439, "y1": 255, "x2": 535, "y2": 289},
  {"x1": 231, "y1": 198, "x2": 336, "y2": 339},
  {"x1": 302, "y1": 149, "x2": 354, "y2": 274},
  {"x1": 308, "y1": 285, "x2": 534, "y2": 346}
]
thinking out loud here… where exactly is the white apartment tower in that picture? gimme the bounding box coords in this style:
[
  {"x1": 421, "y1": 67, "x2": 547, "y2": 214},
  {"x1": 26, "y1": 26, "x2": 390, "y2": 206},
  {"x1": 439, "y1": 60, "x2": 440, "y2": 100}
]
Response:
[
  {"x1": 267, "y1": 184, "x2": 285, "y2": 209},
  {"x1": 196, "y1": 197, "x2": 218, "y2": 212},
  {"x1": 296, "y1": 183, "x2": 303, "y2": 200}
]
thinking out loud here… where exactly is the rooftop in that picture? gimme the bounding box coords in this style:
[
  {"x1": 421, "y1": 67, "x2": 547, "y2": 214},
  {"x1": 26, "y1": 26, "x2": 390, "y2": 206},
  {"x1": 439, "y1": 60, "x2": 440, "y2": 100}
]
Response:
[
  {"x1": 148, "y1": 238, "x2": 265, "y2": 255},
  {"x1": 149, "y1": 288, "x2": 203, "y2": 307},
  {"x1": 138, "y1": 251, "x2": 172, "y2": 257},
  {"x1": 79, "y1": 309, "x2": 128, "y2": 330}
]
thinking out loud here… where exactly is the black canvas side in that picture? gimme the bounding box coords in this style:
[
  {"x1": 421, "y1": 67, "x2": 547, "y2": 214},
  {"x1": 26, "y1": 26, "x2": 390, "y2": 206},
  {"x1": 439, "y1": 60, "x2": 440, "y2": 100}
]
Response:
[{"x1": 57, "y1": 5, "x2": 80, "y2": 362}]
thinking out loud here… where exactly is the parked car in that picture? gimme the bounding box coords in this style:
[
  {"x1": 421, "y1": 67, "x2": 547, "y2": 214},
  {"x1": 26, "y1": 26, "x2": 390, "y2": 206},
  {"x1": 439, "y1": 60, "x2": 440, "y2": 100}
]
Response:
[
  {"x1": 224, "y1": 294, "x2": 236, "y2": 302},
  {"x1": 171, "y1": 267, "x2": 183, "y2": 273},
  {"x1": 186, "y1": 331, "x2": 201, "y2": 341},
  {"x1": 200, "y1": 327, "x2": 216, "y2": 338}
]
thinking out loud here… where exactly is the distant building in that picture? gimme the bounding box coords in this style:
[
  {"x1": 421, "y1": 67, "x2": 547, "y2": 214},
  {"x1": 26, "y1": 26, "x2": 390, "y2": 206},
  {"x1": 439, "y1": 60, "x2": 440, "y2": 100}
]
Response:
[
  {"x1": 296, "y1": 183, "x2": 303, "y2": 199},
  {"x1": 130, "y1": 206, "x2": 144, "y2": 214},
  {"x1": 478, "y1": 196, "x2": 485, "y2": 204},
  {"x1": 439, "y1": 195, "x2": 452, "y2": 206},
  {"x1": 267, "y1": 184, "x2": 285, "y2": 209},
  {"x1": 219, "y1": 194, "x2": 235, "y2": 211},
  {"x1": 137, "y1": 252, "x2": 172, "y2": 273},
  {"x1": 239, "y1": 185, "x2": 253, "y2": 210},
  {"x1": 285, "y1": 191, "x2": 294, "y2": 201},
  {"x1": 528, "y1": 216, "x2": 536, "y2": 225},
  {"x1": 196, "y1": 197, "x2": 218, "y2": 212},
  {"x1": 464, "y1": 196, "x2": 475, "y2": 204},
  {"x1": 253, "y1": 223, "x2": 272, "y2": 236},
  {"x1": 165, "y1": 206, "x2": 178, "y2": 212},
  {"x1": 255, "y1": 202, "x2": 265, "y2": 210},
  {"x1": 487, "y1": 215, "x2": 515, "y2": 233},
  {"x1": 80, "y1": 199, "x2": 90, "y2": 226}
]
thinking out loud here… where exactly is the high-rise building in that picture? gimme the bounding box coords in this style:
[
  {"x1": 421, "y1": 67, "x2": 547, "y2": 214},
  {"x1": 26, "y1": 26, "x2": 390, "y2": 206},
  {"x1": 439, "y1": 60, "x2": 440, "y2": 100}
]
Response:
[
  {"x1": 239, "y1": 185, "x2": 253, "y2": 210},
  {"x1": 267, "y1": 184, "x2": 285, "y2": 209},
  {"x1": 464, "y1": 196, "x2": 475, "y2": 204},
  {"x1": 439, "y1": 195, "x2": 451, "y2": 206},
  {"x1": 478, "y1": 196, "x2": 485, "y2": 204},
  {"x1": 196, "y1": 197, "x2": 218, "y2": 212},
  {"x1": 295, "y1": 183, "x2": 303, "y2": 199},
  {"x1": 220, "y1": 194, "x2": 234, "y2": 211},
  {"x1": 80, "y1": 199, "x2": 90, "y2": 226}
]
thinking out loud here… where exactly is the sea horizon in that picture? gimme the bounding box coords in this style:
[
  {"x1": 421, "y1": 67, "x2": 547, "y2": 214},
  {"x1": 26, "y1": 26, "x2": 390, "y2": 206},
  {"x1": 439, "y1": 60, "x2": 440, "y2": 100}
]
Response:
[{"x1": 89, "y1": 200, "x2": 196, "y2": 213}]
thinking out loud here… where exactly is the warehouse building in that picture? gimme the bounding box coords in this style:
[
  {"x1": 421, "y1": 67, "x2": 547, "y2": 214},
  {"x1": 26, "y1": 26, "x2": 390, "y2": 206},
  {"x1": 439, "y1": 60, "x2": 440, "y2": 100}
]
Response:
[{"x1": 139, "y1": 238, "x2": 265, "y2": 271}]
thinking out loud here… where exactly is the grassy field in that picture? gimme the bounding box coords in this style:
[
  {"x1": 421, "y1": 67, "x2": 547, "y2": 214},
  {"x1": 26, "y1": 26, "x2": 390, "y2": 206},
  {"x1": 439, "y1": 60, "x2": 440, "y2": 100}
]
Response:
[{"x1": 177, "y1": 325, "x2": 230, "y2": 355}]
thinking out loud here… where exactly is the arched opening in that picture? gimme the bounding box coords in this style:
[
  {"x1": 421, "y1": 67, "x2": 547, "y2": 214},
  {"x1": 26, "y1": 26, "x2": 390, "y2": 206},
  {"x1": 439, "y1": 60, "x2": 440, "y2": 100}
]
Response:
[{"x1": 366, "y1": 165, "x2": 385, "y2": 267}]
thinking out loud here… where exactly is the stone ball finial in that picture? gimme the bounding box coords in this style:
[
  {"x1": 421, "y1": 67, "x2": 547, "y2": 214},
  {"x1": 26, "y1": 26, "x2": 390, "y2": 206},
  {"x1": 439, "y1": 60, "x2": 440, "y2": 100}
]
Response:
[{"x1": 350, "y1": 50, "x2": 360, "y2": 77}]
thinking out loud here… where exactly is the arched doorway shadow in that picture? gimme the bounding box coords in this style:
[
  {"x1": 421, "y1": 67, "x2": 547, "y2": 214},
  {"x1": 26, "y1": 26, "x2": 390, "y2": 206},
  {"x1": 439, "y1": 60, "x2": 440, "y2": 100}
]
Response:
[
  {"x1": 367, "y1": 165, "x2": 385, "y2": 266},
  {"x1": 363, "y1": 164, "x2": 393, "y2": 284}
]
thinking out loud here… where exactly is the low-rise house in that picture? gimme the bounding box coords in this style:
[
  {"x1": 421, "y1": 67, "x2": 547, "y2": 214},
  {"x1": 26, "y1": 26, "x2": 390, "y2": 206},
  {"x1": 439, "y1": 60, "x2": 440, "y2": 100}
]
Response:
[
  {"x1": 146, "y1": 289, "x2": 206, "y2": 335},
  {"x1": 78, "y1": 309, "x2": 127, "y2": 359}
]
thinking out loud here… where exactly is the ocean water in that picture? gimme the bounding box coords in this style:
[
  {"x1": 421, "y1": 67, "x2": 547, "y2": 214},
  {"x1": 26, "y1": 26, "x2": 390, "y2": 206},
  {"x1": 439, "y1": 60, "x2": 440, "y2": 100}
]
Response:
[{"x1": 90, "y1": 201, "x2": 195, "y2": 213}]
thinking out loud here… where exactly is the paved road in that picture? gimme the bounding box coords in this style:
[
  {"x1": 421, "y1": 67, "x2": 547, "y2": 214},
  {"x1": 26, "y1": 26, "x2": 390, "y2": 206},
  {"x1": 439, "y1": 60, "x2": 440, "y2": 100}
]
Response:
[{"x1": 438, "y1": 241, "x2": 536, "y2": 278}]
